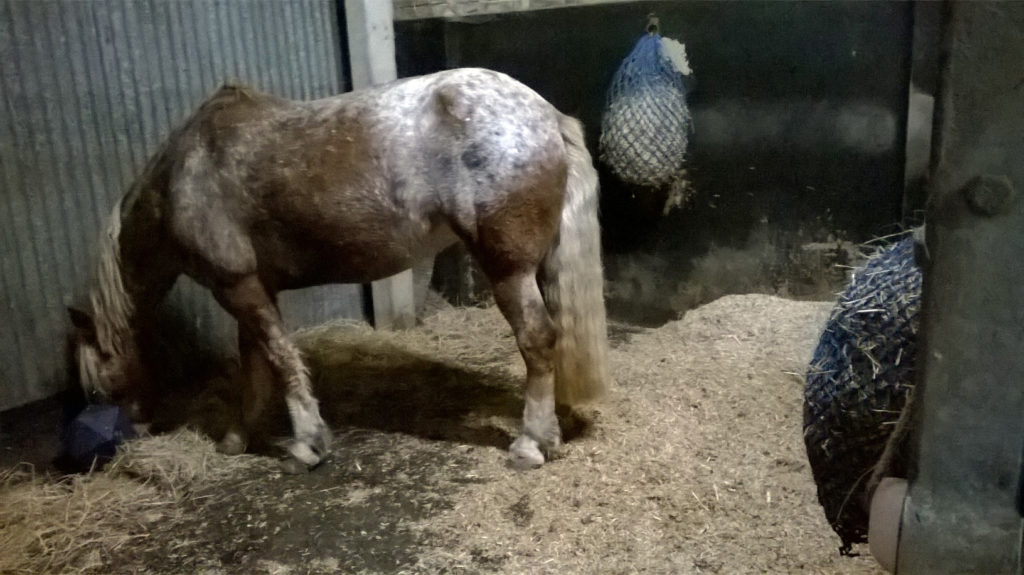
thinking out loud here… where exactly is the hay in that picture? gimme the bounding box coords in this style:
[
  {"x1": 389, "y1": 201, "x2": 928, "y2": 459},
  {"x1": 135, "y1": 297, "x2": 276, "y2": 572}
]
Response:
[
  {"x1": 403, "y1": 294, "x2": 883, "y2": 574},
  {"x1": 0, "y1": 430, "x2": 272, "y2": 574},
  {"x1": 2, "y1": 295, "x2": 885, "y2": 573},
  {"x1": 107, "y1": 429, "x2": 274, "y2": 494},
  {"x1": 0, "y1": 469, "x2": 173, "y2": 574},
  {"x1": 295, "y1": 301, "x2": 522, "y2": 381},
  {"x1": 293, "y1": 302, "x2": 529, "y2": 447}
]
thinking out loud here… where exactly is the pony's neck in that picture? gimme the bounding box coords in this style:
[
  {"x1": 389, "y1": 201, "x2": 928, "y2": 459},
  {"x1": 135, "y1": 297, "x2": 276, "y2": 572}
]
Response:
[{"x1": 91, "y1": 187, "x2": 181, "y2": 356}]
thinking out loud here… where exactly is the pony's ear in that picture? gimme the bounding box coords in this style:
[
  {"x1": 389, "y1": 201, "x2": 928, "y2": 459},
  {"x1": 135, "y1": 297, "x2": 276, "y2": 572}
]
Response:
[{"x1": 67, "y1": 306, "x2": 97, "y2": 343}]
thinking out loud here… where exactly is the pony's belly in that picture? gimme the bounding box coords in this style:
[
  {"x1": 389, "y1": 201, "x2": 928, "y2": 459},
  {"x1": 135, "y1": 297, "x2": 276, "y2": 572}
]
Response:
[
  {"x1": 272, "y1": 245, "x2": 414, "y2": 287},
  {"x1": 266, "y1": 223, "x2": 458, "y2": 289}
]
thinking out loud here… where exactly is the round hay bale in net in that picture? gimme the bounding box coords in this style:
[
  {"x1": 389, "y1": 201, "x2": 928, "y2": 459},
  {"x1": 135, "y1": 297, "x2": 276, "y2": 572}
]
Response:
[
  {"x1": 803, "y1": 236, "x2": 921, "y2": 552},
  {"x1": 599, "y1": 26, "x2": 692, "y2": 190}
]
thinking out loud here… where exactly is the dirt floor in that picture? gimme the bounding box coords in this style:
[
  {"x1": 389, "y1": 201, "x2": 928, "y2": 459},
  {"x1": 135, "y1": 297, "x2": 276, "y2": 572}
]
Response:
[{"x1": 1, "y1": 294, "x2": 885, "y2": 574}]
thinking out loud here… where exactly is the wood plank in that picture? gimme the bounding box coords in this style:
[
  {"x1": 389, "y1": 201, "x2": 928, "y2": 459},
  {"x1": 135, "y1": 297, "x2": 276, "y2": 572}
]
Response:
[
  {"x1": 393, "y1": 0, "x2": 638, "y2": 21},
  {"x1": 345, "y1": 0, "x2": 417, "y2": 330}
]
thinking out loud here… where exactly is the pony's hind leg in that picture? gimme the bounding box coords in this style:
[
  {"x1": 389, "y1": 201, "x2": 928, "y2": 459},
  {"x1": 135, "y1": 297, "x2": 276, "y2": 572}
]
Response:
[
  {"x1": 217, "y1": 325, "x2": 276, "y2": 456},
  {"x1": 490, "y1": 272, "x2": 560, "y2": 469},
  {"x1": 214, "y1": 275, "x2": 331, "y2": 469}
]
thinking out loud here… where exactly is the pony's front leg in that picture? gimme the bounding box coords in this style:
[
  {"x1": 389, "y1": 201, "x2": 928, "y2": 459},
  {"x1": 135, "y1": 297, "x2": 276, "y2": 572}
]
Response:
[
  {"x1": 491, "y1": 273, "x2": 560, "y2": 469},
  {"x1": 215, "y1": 276, "x2": 331, "y2": 470}
]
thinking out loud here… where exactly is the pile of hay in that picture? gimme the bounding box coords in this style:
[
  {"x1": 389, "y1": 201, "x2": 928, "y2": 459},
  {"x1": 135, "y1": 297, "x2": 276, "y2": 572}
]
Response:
[
  {"x1": 295, "y1": 299, "x2": 522, "y2": 382},
  {"x1": 401, "y1": 294, "x2": 883, "y2": 573},
  {"x1": 0, "y1": 430, "x2": 270, "y2": 574},
  {"x1": 2, "y1": 293, "x2": 886, "y2": 574},
  {"x1": 803, "y1": 236, "x2": 920, "y2": 551},
  {"x1": 0, "y1": 469, "x2": 170, "y2": 574}
]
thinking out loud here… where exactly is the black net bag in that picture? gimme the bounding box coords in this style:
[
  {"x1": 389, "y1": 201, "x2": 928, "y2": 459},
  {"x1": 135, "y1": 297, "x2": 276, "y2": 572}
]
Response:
[
  {"x1": 803, "y1": 236, "x2": 921, "y2": 552},
  {"x1": 599, "y1": 22, "x2": 692, "y2": 189}
]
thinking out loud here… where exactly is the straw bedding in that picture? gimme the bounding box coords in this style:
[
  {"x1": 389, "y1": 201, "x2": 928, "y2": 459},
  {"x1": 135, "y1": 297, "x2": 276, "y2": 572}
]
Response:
[
  {"x1": 0, "y1": 430, "x2": 270, "y2": 574},
  {"x1": 1, "y1": 294, "x2": 884, "y2": 574}
]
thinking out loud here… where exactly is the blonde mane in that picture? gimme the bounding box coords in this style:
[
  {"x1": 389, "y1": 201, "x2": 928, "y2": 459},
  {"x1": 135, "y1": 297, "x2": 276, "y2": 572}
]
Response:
[
  {"x1": 92, "y1": 197, "x2": 135, "y2": 353},
  {"x1": 79, "y1": 198, "x2": 135, "y2": 395}
]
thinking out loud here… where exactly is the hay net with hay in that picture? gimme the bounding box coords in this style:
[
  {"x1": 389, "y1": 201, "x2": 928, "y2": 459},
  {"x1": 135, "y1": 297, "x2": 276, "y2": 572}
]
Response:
[
  {"x1": 803, "y1": 234, "x2": 921, "y2": 552},
  {"x1": 599, "y1": 15, "x2": 693, "y2": 192}
]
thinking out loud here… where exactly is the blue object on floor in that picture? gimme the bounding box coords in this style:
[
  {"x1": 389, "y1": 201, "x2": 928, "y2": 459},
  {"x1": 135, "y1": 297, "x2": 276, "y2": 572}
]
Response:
[{"x1": 64, "y1": 404, "x2": 136, "y2": 470}]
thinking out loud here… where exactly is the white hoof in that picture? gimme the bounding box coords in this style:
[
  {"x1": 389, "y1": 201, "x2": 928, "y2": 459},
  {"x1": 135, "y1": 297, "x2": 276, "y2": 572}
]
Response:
[
  {"x1": 288, "y1": 441, "x2": 322, "y2": 467},
  {"x1": 509, "y1": 436, "x2": 545, "y2": 469},
  {"x1": 287, "y1": 397, "x2": 331, "y2": 467}
]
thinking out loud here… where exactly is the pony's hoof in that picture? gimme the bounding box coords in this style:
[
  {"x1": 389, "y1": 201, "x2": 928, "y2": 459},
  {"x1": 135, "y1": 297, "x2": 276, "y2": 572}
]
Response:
[
  {"x1": 216, "y1": 431, "x2": 247, "y2": 456},
  {"x1": 289, "y1": 414, "x2": 332, "y2": 466},
  {"x1": 288, "y1": 441, "x2": 322, "y2": 467},
  {"x1": 509, "y1": 436, "x2": 545, "y2": 470},
  {"x1": 288, "y1": 429, "x2": 331, "y2": 469},
  {"x1": 313, "y1": 426, "x2": 333, "y2": 457}
]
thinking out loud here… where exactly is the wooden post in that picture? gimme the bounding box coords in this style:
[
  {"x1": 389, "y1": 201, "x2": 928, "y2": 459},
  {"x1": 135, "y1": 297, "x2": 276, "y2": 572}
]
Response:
[{"x1": 344, "y1": 0, "x2": 416, "y2": 330}]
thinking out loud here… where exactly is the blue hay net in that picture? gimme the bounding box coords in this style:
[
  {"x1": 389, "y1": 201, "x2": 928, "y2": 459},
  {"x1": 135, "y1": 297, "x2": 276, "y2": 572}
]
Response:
[
  {"x1": 600, "y1": 33, "x2": 692, "y2": 189},
  {"x1": 803, "y1": 236, "x2": 921, "y2": 550},
  {"x1": 605, "y1": 34, "x2": 688, "y2": 108}
]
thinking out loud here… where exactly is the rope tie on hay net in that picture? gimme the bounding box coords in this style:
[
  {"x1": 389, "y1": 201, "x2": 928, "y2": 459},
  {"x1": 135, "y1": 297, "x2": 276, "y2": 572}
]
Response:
[{"x1": 599, "y1": 13, "x2": 694, "y2": 197}]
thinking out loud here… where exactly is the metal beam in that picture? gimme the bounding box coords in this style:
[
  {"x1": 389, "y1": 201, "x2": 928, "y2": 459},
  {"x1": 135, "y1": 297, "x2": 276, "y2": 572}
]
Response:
[{"x1": 896, "y1": 2, "x2": 1024, "y2": 572}]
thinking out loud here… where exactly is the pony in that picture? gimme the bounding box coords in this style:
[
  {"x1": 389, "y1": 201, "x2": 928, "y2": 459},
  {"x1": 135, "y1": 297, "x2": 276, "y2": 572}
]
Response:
[{"x1": 69, "y1": 68, "x2": 609, "y2": 471}]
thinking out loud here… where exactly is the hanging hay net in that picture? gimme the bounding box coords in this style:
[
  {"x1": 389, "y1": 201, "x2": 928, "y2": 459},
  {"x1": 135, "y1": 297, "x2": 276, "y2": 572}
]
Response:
[
  {"x1": 803, "y1": 235, "x2": 921, "y2": 553},
  {"x1": 599, "y1": 25, "x2": 693, "y2": 190}
]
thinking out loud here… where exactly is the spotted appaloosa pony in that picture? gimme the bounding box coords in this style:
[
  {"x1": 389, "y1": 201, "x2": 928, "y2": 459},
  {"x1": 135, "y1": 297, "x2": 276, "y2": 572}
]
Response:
[{"x1": 69, "y1": 68, "x2": 609, "y2": 471}]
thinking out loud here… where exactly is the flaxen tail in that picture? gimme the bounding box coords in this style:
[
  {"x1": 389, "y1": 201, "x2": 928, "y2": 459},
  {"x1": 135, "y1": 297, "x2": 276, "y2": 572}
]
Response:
[{"x1": 541, "y1": 115, "x2": 610, "y2": 406}]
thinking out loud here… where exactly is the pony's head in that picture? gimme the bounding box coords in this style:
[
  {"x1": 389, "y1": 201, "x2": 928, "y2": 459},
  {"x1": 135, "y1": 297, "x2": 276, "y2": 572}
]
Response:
[
  {"x1": 69, "y1": 198, "x2": 145, "y2": 410},
  {"x1": 68, "y1": 305, "x2": 143, "y2": 405}
]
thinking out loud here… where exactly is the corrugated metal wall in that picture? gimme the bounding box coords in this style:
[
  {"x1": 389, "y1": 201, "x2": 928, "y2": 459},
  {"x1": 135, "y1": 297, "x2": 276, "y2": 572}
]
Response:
[{"x1": 0, "y1": 0, "x2": 363, "y2": 411}]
